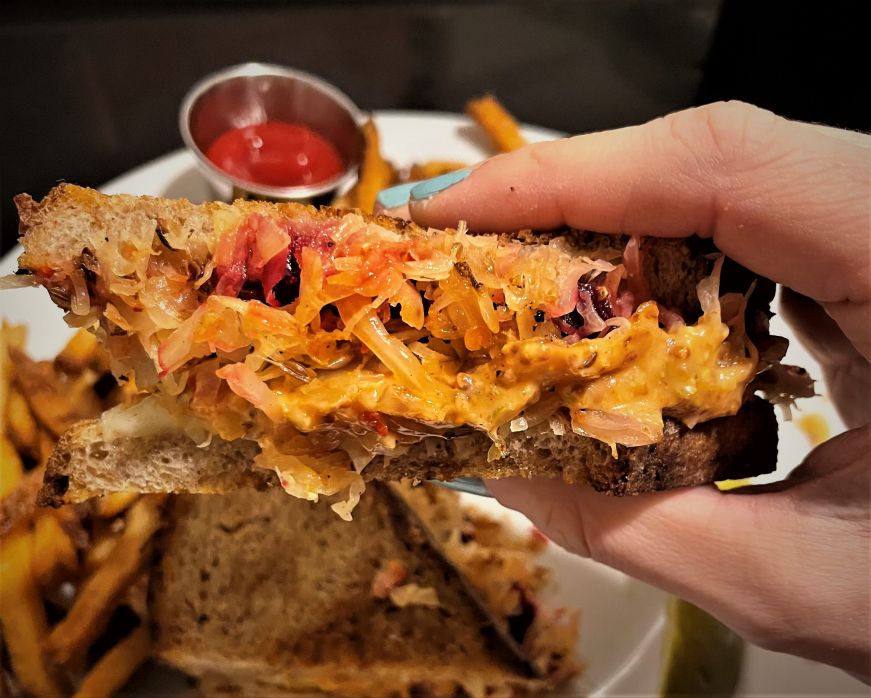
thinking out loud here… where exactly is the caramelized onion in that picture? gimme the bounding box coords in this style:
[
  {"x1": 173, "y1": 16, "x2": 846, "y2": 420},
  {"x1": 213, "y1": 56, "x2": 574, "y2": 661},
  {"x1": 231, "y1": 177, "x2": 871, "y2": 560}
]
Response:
[
  {"x1": 0, "y1": 273, "x2": 40, "y2": 289},
  {"x1": 623, "y1": 235, "x2": 651, "y2": 303},
  {"x1": 571, "y1": 409, "x2": 662, "y2": 455},
  {"x1": 697, "y1": 254, "x2": 725, "y2": 317},
  {"x1": 69, "y1": 268, "x2": 91, "y2": 316}
]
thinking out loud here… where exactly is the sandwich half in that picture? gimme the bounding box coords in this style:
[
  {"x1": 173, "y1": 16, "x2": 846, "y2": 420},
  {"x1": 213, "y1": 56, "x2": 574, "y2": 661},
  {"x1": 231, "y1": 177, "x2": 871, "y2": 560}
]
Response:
[
  {"x1": 151, "y1": 483, "x2": 578, "y2": 697},
  {"x1": 12, "y1": 185, "x2": 809, "y2": 515}
]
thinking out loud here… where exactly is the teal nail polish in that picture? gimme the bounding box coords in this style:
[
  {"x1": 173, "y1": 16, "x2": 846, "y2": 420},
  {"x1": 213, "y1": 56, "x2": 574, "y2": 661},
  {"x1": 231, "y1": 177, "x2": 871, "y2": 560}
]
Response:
[
  {"x1": 375, "y1": 182, "x2": 418, "y2": 211},
  {"x1": 410, "y1": 168, "x2": 472, "y2": 201}
]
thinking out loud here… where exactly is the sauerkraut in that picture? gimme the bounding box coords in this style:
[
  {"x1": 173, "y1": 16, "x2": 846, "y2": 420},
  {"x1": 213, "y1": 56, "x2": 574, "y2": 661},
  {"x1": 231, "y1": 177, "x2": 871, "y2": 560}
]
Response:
[{"x1": 38, "y1": 207, "x2": 772, "y2": 517}]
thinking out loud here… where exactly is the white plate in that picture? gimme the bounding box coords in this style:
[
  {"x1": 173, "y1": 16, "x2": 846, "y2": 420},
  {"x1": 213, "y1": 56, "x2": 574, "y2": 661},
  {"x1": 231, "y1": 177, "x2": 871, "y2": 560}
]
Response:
[{"x1": 1, "y1": 111, "x2": 865, "y2": 697}]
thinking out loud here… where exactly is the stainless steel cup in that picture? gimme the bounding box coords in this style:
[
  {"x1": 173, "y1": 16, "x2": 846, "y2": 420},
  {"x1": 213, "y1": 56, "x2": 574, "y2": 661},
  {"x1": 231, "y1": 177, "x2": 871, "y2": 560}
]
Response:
[{"x1": 179, "y1": 63, "x2": 364, "y2": 203}]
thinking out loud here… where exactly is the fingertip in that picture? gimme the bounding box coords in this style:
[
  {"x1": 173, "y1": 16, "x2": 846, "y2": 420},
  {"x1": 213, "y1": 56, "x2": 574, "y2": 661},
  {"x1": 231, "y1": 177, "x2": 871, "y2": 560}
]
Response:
[
  {"x1": 375, "y1": 202, "x2": 411, "y2": 220},
  {"x1": 409, "y1": 152, "x2": 547, "y2": 231},
  {"x1": 483, "y1": 476, "x2": 528, "y2": 511},
  {"x1": 408, "y1": 163, "x2": 487, "y2": 229},
  {"x1": 485, "y1": 477, "x2": 595, "y2": 557}
]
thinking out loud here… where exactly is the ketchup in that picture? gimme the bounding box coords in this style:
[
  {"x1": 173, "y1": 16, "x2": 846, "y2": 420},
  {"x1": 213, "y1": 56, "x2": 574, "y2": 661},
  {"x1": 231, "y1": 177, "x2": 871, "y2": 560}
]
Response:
[{"x1": 205, "y1": 121, "x2": 343, "y2": 188}]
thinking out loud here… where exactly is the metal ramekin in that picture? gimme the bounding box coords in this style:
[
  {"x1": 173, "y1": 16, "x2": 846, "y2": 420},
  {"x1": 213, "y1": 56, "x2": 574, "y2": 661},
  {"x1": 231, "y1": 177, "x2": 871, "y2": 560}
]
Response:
[{"x1": 179, "y1": 63, "x2": 364, "y2": 203}]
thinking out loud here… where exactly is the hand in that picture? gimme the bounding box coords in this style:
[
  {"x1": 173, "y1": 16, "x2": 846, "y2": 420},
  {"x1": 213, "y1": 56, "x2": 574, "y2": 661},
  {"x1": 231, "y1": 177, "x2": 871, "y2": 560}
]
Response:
[{"x1": 393, "y1": 101, "x2": 871, "y2": 676}]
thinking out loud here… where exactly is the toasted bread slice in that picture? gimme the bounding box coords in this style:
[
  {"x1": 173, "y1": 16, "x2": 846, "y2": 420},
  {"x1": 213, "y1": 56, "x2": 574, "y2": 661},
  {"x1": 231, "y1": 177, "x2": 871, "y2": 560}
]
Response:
[
  {"x1": 39, "y1": 396, "x2": 776, "y2": 507},
  {"x1": 14, "y1": 184, "x2": 770, "y2": 321},
  {"x1": 151, "y1": 483, "x2": 577, "y2": 697}
]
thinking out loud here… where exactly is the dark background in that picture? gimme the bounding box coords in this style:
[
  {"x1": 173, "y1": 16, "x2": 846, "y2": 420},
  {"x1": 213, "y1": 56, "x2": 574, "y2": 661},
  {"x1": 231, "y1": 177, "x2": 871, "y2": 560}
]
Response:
[{"x1": 1, "y1": 0, "x2": 867, "y2": 254}]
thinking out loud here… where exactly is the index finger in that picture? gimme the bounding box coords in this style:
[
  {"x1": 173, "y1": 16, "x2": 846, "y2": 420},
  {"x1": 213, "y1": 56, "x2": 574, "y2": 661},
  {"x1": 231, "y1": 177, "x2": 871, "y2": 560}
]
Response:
[{"x1": 410, "y1": 101, "x2": 870, "y2": 309}]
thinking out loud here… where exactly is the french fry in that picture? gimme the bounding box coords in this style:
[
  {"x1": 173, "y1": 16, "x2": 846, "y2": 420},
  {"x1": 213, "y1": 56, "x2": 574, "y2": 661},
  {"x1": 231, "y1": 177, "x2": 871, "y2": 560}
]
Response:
[
  {"x1": 0, "y1": 323, "x2": 24, "y2": 438},
  {"x1": 84, "y1": 533, "x2": 119, "y2": 576},
  {"x1": 36, "y1": 430, "x2": 55, "y2": 469},
  {"x1": 0, "y1": 466, "x2": 43, "y2": 538},
  {"x1": 28, "y1": 382, "x2": 93, "y2": 439},
  {"x1": 340, "y1": 119, "x2": 395, "y2": 214},
  {"x1": 2, "y1": 325, "x2": 150, "y2": 696},
  {"x1": 5, "y1": 389, "x2": 38, "y2": 457},
  {"x1": 73, "y1": 624, "x2": 150, "y2": 698},
  {"x1": 45, "y1": 495, "x2": 166, "y2": 667},
  {"x1": 55, "y1": 329, "x2": 99, "y2": 374},
  {"x1": 31, "y1": 512, "x2": 79, "y2": 588},
  {"x1": 0, "y1": 436, "x2": 23, "y2": 499},
  {"x1": 93, "y1": 492, "x2": 140, "y2": 519},
  {"x1": 466, "y1": 95, "x2": 527, "y2": 152},
  {"x1": 408, "y1": 161, "x2": 468, "y2": 182},
  {"x1": 121, "y1": 572, "x2": 150, "y2": 619},
  {"x1": 0, "y1": 322, "x2": 27, "y2": 352},
  {"x1": 0, "y1": 530, "x2": 68, "y2": 697},
  {"x1": 11, "y1": 348, "x2": 103, "y2": 438}
]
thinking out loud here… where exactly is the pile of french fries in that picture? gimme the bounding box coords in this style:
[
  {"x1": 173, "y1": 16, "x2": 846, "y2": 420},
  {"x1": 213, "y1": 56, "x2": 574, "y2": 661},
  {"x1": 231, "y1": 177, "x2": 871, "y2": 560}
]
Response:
[
  {"x1": 336, "y1": 94, "x2": 527, "y2": 214},
  {"x1": 0, "y1": 324, "x2": 164, "y2": 698}
]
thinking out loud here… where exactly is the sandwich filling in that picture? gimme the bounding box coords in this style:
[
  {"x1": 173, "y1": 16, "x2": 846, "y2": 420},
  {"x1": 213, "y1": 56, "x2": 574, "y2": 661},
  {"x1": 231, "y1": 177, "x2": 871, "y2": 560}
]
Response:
[{"x1": 23, "y1": 198, "x2": 761, "y2": 517}]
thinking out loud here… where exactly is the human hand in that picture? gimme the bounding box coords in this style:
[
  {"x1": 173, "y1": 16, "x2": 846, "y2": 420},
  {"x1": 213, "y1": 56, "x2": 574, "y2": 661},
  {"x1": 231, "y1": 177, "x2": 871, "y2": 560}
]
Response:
[{"x1": 381, "y1": 101, "x2": 871, "y2": 676}]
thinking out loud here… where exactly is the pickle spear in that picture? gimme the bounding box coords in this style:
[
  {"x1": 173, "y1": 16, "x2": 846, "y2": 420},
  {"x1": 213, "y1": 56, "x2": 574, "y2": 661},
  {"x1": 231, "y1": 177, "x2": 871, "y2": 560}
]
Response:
[{"x1": 660, "y1": 597, "x2": 744, "y2": 697}]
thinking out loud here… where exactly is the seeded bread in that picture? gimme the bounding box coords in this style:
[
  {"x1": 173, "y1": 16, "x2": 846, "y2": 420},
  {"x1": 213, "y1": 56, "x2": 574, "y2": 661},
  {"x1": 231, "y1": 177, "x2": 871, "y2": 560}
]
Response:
[{"x1": 151, "y1": 484, "x2": 571, "y2": 697}]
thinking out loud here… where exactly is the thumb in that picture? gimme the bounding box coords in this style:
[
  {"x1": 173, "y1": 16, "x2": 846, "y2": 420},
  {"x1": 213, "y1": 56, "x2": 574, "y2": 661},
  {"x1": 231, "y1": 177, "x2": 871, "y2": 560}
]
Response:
[
  {"x1": 486, "y1": 425, "x2": 871, "y2": 672},
  {"x1": 487, "y1": 476, "x2": 760, "y2": 602}
]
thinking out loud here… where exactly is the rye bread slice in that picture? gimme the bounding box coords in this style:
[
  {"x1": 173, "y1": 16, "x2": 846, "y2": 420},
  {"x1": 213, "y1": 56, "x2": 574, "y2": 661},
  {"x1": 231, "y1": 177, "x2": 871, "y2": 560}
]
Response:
[
  {"x1": 15, "y1": 184, "x2": 772, "y2": 325},
  {"x1": 39, "y1": 397, "x2": 776, "y2": 507},
  {"x1": 150, "y1": 484, "x2": 567, "y2": 697}
]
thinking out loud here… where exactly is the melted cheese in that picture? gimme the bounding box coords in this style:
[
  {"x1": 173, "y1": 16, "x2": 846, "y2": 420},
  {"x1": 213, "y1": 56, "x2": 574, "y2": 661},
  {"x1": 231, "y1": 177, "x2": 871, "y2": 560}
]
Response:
[{"x1": 253, "y1": 301, "x2": 755, "y2": 451}]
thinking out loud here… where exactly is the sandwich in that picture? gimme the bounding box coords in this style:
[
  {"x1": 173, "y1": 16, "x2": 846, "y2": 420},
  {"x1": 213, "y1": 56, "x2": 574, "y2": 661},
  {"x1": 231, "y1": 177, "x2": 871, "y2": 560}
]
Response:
[
  {"x1": 11, "y1": 184, "x2": 811, "y2": 516},
  {"x1": 151, "y1": 482, "x2": 579, "y2": 696}
]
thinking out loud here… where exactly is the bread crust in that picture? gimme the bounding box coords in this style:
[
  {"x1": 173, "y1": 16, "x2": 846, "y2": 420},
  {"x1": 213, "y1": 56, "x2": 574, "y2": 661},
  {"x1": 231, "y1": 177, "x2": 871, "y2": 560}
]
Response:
[
  {"x1": 15, "y1": 183, "x2": 773, "y2": 322},
  {"x1": 39, "y1": 397, "x2": 776, "y2": 507},
  {"x1": 364, "y1": 396, "x2": 777, "y2": 491}
]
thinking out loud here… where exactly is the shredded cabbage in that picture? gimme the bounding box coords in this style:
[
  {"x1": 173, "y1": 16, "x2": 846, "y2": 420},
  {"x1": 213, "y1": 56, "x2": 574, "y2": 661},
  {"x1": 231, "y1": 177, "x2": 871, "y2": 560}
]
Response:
[
  {"x1": 36, "y1": 204, "x2": 771, "y2": 518},
  {"x1": 389, "y1": 583, "x2": 441, "y2": 608}
]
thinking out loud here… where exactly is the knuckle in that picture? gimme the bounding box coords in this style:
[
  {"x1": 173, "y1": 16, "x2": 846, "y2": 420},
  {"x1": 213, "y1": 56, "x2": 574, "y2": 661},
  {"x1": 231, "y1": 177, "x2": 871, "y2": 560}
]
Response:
[
  {"x1": 664, "y1": 100, "x2": 784, "y2": 170},
  {"x1": 701, "y1": 101, "x2": 765, "y2": 162},
  {"x1": 526, "y1": 139, "x2": 560, "y2": 172}
]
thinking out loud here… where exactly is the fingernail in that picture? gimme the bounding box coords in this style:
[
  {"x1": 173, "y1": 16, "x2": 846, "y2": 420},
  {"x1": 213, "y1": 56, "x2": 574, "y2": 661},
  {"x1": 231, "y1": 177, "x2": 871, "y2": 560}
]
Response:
[
  {"x1": 410, "y1": 168, "x2": 472, "y2": 201},
  {"x1": 375, "y1": 182, "x2": 418, "y2": 211}
]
